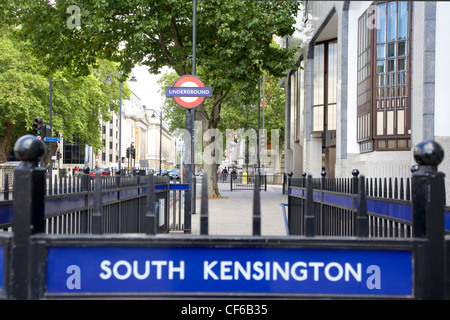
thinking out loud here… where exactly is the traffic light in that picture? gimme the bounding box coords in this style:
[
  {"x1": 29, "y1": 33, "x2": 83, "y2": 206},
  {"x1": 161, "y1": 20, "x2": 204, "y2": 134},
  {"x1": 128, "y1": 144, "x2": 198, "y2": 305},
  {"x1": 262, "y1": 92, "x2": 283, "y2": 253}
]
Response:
[
  {"x1": 56, "y1": 149, "x2": 61, "y2": 160},
  {"x1": 131, "y1": 147, "x2": 135, "y2": 160},
  {"x1": 126, "y1": 147, "x2": 130, "y2": 159},
  {"x1": 33, "y1": 118, "x2": 43, "y2": 139}
]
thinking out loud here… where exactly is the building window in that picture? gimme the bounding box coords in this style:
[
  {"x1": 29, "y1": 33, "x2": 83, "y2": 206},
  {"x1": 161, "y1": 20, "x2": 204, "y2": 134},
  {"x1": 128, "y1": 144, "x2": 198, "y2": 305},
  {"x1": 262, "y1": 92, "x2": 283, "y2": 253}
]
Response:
[
  {"x1": 312, "y1": 40, "x2": 337, "y2": 134},
  {"x1": 313, "y1": 44, "x2": 324, "y2": 132},
  {"x1": 357, "y1": 1, "x2": 411, "y2": 152},
  {"x1": 63, "y1": 137, "x2": 85, "y2": 164},
  {"x1": 295, "y1": 60, "x2": 305, "y2": 143}
]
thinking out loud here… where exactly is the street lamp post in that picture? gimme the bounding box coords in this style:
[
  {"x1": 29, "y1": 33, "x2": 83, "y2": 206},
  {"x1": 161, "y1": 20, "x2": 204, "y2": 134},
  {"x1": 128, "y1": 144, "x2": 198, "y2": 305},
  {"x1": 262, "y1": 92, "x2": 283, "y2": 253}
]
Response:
[
  {"x1": 151, "y1": 111, "x2": 163, "y2": 175},
  {"x1": 105, "y1": 70, "x2": 137, "y2": 172}
]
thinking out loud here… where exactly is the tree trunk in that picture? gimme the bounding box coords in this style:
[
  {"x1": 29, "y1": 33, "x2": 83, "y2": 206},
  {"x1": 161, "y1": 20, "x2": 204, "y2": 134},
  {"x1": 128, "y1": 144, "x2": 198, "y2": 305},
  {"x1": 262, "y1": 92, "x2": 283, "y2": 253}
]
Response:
[
  {"x1": 195, "y1": 88, "x2": 230, "y2": 199},
  {"x1": 205, "y1": 162, "x2": 222, "y2": 199},
  {"x1": 0, "y1": 120, "x2": 15, "y2": 163}
]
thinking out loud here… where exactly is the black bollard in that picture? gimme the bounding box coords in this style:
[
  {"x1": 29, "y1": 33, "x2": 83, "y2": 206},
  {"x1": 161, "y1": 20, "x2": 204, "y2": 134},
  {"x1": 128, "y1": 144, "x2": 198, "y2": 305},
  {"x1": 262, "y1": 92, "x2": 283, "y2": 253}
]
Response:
[
  {"x1": 144, "y1": 174, "x2": 156, "y2": 235},
  {"x1": 252, "y1": 174, "x2": 261, "y2": 236},
  {"x1": 411, "y1": 140, "x2": 445, "y2": 299},
  {"x1": 356, "y1": 175, "x2": 369, "y2": 237},
  {"x1": 11, "y1": 135, "x2": 46, "y2": 299},
  {"x1": 92, "y1": 174, "x2": 102, "y2": 234},
  {"x1": 304, "y1": 174, "x2": 315, "y2": 237},
  {"x1": 200, "y1": 173, "x2": 208, "y2": 235}
]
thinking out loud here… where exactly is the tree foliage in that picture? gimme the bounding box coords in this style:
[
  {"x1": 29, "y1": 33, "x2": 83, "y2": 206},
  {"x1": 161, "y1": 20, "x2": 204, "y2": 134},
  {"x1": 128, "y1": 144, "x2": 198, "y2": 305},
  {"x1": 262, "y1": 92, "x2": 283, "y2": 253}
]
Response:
[
  {"x1": 160, "y1": 69, "x2": 285, "y2": 150},
  {"x1": 0, "y1": 26, "x2": 129, "y2": 163},
  {"x1": 7, "y1": 0, "x2": 300, "y2": 195}
]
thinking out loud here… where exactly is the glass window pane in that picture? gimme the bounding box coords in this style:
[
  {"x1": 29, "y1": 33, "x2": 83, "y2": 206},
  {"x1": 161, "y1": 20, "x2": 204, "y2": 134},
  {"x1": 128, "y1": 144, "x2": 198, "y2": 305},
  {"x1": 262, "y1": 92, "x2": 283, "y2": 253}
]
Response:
[
  {"x1": 378, "y1": 140, "x2": 386, "y2": 149},
  {"x1": 377, "y1": 60, "x2": 385, "y2": 73},
  {"x1": 387, "y1": 2, "x2": 397, "y2": 42},
  {"x1": 328, "y1": 104, "x2": 336, "y2": 131},
  {"x1": 377, "y1": 3, "x2": 386, "y2": 43},
  {"x1": 398, "y1": 41, "x2": 406, "y2": 56},
  {"x1": 398, "y1": 139, "x2": 407, "y2": 148},
  {"x1": 387, "y1": 43, "x2": 395, "y2": 57},
  {"x1": 313, "y1": 106, "x2": 324, "y2": 132},
  {"x1": 398, "y1": 1, "x2": 408, "y2": 40},
  {"x1": 387, "y1": 60, "x2": 395, "y2": 72},
  {"x1": 398, "y1": 58, "x2": 406, "y2": 71},
  {"x1": 397, "y1": 110, "x2": 405, "y2": 135},
  {"x1": 377, "y1": 112, "x2": 384, "y2": 136},
  {"x1": 378, "y1": 74, "x2": 385, "y2": 86},
  {"x1": 328, "y1": 42, "x2": 337, "y2": 104},
  {"x1": 314, "y1": 44, "x2": 324, "y2": 105},
  {"x1": 387, "y1": 111, "x2": 394, "y2": 135},
  {"x1": 377, "y1": 44, "x2": 385, "y2": 59},
  {"x1": 387, "y1": 140, "x2": 397, "y2": 149}
]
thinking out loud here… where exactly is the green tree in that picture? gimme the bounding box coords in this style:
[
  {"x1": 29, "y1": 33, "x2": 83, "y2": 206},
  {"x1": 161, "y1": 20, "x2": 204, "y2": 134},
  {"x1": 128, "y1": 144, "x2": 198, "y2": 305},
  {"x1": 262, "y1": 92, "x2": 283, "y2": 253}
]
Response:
[
  {"x1": 0, "y1": 26, "x2": 129, "y2": 163},
  {"x1": 9, "y1": 0, "x2": 300, "y2": 196},
  {"x1": 160, "y1": 69, "x2": 285, "y2": 161}
]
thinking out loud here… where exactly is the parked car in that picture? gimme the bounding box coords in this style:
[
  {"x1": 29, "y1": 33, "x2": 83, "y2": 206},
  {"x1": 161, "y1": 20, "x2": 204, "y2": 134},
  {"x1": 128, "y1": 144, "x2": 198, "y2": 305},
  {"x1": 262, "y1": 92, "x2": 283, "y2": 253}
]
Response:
[
  {"x1": 154, "y1": 169, "x2": 168, "y2": 176},
  {"x1": 89, "y1": 168, "x2": 111, "y2": 178},
  {"x1": 168, "y1": 169, "x2": 181, "y2": 180}
]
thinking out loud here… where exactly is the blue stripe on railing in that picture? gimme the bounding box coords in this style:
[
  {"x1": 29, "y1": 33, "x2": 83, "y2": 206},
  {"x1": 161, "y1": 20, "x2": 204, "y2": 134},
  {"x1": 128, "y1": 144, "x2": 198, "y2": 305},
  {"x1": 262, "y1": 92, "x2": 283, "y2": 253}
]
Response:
[
  {"x1": 0, "y1": 183, "x2": 178, "y2": 225},
  {"x1": 0, "y1": 204, "x2": 13, "y2": 225},
  {"x1": 45, "y1": 196, "x2": 86, "y2": 216},
  {"x1": 289, "y1": 187, "x2": 304, "y2": 197},
  {"x1": 169, "y1": 184, "x2": 189, "y2": 190},
  {"x1": 366, "y1": 199, "x2": 411, "y2": 222},
  {"x1": 323, "y1": 193, "x2": 354, "y2": 209},
  {"x1": 445, "y1": 209, "x2": 450, "y2": 230},
  {"x1": 288, "y1": 188, "x2": 450, "y2": 229}
]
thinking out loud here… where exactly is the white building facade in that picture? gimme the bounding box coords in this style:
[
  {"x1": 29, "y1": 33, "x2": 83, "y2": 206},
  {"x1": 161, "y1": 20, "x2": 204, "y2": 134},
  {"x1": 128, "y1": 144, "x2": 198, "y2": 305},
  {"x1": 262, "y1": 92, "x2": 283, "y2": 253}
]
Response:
[
  {"x1": 59, "y1": 91, "x2": 175, "y2": 172},
  {"x1": 285, "y1": 1, "x2": 450, "y2": 201}
]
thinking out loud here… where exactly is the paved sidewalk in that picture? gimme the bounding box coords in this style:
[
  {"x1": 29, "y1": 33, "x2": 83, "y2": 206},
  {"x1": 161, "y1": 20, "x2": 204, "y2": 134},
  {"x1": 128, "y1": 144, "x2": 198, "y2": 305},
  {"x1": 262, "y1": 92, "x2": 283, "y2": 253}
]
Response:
[{"x1": 191, "y1": 182, "x2": 288, "y2": 236}]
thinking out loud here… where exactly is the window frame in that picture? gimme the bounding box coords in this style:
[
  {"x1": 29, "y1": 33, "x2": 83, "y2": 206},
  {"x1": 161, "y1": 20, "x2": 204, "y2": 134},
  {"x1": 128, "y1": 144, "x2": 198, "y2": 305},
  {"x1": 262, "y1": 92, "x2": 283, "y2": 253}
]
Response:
[
  {"x1": 312, "y1": 39, "x2": 338, "y2": 136},
  {"x1": 357, "y1": 1, "x2": 412, "y2": 153}
]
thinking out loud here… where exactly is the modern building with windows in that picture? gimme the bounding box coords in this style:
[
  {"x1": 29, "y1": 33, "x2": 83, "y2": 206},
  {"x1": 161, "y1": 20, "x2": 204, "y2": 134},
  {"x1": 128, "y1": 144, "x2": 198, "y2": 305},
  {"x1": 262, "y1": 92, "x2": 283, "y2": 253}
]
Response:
[
  {"x1": 285, "y1": 1, "x2": 450, "y2": 201},
  {"x1": 57, "y1": 91, "x2": 175, "y2": 172}
]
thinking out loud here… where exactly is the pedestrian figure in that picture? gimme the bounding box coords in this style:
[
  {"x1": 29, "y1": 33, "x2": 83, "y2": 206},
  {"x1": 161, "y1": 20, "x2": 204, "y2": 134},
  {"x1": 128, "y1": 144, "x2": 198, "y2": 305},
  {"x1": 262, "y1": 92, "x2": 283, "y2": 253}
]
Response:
[
  {"x1": 231, "y1": 168, "x2": 237, "y2": 180},
  {"x1": 222, "y1": 167, "x2": 228, "y2": 182}
]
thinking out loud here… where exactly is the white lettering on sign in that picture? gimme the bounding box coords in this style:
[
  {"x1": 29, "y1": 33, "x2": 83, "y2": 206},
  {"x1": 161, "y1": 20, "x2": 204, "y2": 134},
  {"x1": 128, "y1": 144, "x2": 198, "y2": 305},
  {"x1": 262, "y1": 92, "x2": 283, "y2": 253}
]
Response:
[
  {"x1": 167, "y1": 88, "x2": 212, "y2": 96},
  {"x1": 66, "y1": 265, "x2": 81, "y2": 289},
  {"x1": 203, "y1": 260, "x2": 373, "y2": 286},
  {"x1": 99, "y1": 260, "x2": 185, "y2": 280},
  {"x1": 366, "y1": 265, "x2": 381, "y2": 289}
]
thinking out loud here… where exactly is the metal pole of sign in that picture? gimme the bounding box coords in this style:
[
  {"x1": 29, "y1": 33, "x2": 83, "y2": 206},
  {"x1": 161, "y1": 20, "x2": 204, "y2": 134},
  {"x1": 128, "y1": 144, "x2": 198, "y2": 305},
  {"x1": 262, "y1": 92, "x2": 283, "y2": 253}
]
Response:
[
  {"x1": 48, "y1": 74, "x2": 53, "y2": 195},
  {"x1": 257, "y1": 62, "x2": 261, "y2": 175},
  {"x1": 183, "y1": 0, "x2": 197, "y2": 233}
]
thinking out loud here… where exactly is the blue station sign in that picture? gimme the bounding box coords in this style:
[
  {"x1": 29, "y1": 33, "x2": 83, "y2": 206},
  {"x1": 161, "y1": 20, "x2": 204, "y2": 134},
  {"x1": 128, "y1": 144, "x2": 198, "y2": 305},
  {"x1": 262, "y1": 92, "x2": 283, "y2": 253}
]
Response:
[
  {"x1": 43, "y1": 137, "x2": 60, "y2": 142},
  {"x1": 165, "y1": 75, "x2": 212, "y2": 109},
  {"x1": 46, "y1": 246, "x2": 413, "y2": 296}
]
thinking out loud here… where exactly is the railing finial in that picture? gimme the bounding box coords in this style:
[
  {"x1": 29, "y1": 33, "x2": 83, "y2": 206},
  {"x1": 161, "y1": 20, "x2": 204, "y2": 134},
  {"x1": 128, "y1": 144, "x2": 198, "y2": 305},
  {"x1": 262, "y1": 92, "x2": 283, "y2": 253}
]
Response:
[
  {"x1": 413, "y1": 140, "x2": 444, "y2": 169},
  {"x1": 13, "y1": 135, "x2": 45, "y2": 168}
]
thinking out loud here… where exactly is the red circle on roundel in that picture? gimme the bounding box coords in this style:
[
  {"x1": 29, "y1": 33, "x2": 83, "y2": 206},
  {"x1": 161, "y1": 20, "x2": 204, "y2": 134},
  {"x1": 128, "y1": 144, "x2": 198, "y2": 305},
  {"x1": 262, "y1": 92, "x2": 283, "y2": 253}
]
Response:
[{"x1": 173, "y1": 75, "x2": 206, "y2": 109}]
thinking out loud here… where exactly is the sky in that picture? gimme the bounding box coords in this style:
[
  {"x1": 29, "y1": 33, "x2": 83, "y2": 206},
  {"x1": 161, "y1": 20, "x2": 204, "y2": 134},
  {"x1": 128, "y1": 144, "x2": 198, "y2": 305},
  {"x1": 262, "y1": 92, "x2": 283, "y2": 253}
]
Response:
[{"x1": 128, "y1": 65, "x2": 169, "y2": 111}]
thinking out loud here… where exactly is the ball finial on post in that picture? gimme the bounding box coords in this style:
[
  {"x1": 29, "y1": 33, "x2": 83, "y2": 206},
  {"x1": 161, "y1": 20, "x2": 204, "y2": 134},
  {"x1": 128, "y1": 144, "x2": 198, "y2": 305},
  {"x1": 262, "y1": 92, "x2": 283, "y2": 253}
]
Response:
[
  {"x1": 13, "y1": 135, "x2": 45, "y2": 167},
  {"x1": 413, "y1": 140, "x2": 444, "y2": 169}
]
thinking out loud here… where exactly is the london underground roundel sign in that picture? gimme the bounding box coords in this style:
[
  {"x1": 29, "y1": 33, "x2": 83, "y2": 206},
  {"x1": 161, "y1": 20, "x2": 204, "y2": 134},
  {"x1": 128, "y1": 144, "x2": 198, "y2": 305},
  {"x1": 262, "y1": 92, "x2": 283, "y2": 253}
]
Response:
[{"x1": 165, "y1": 75, "x2": 212, "y2": 109}]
